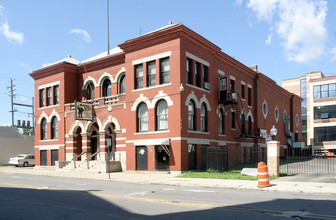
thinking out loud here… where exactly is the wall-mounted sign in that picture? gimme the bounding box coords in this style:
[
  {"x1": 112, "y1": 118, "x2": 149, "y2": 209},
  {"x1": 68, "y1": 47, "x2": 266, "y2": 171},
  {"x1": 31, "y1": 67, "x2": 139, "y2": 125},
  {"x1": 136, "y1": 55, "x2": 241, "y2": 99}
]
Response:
[{"x1": 75, "y1": 101, "x2": 93, "y2": 121}]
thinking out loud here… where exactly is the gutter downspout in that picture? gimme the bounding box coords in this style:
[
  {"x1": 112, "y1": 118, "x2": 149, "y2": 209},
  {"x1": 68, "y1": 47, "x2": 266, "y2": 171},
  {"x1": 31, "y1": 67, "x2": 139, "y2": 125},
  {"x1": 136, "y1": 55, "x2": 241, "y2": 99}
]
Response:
[{"x1": 253, "y1": 74, "x2": 259, "y2": 163}]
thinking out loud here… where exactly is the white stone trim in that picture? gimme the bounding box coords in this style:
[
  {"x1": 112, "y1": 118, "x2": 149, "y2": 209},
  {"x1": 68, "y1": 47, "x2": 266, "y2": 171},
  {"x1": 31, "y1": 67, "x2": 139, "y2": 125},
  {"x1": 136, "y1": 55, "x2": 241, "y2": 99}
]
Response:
[
  {"x1": 274, "y1": 106, "x2": 279, "y2": 123},
  {"x1": 38, "y1": 111, "x2": 48, "y2": 124},
  {"x1": 131, "y1": 94, "x2": 151, "y2": 111},
  {"x1": 185, "y1": 52, "x2": 210, "y2": 67},
  {"x1": 82, "y1": 76, "x2": 98, "y2": 89},
  {"x1": 198, "y1": 95, "x2": 211, "y2": 111},
  {"x1": 218, "y1": 70, "x2": 225, "y2": 76},
  {"x1": 230, "y1": 75, "x2": 235, "y2": 80},
  {"x1": 35, "y1": 144, "x2": 64, "y2": 150},
  {"x1": 38, "y1": 81, "x2": 60, "y2": 90},
  {"x1": 132, "y1": 51, "x2": 171, "y2": 65},
  {"x1": 97, "y1": 72, "x2": 113, "y2": 87},
  {"x1": 262, "y1": 99, "x2": 268, "y2": 119},
  {"x1": 114, "y1": 67, "x2": 126, "y2": 83},
  {"x1": 152, "y1": 90, "x2": 173, "y2": 108}
]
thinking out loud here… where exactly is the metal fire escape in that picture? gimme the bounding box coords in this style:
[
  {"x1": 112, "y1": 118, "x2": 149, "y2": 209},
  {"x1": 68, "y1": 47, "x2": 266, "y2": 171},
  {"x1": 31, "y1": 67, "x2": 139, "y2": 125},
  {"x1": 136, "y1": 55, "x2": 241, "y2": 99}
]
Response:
[{"x1": 219, "y1": 77, "x2": 246, "y2": 137}]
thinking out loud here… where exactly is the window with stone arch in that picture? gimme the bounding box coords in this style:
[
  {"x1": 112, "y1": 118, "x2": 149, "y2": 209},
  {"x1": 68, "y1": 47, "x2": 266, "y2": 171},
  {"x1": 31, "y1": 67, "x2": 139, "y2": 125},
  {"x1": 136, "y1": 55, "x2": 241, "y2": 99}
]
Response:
[
  {"x1": 51, "y1": 116, "x2": 58, "y2": 139},
  {"x1": 156, "y1": 99, "x2": 168, "y2": 131},
  {"x1": 40, "y1": 118, "x2": 47, "y2": 140},
  {"x1": 218, "y1": 108, "x2": 225, "y2": 135},
  {"x1": 102, "y1": 78, "x2": 111, "y2": 97},
  {"x1": 188, "y1": 100, "x2": 196, "y2": 130},
  {"x1": 200, "y1": 103, "x2": 208, "y2": 132},
  {"x1": 86, "y1": 82, "x2": 95, "y2": 100},
  {"x1": 119, "y1": 74, "x2": 125, "y2": 94},
  {"x1": 137, "y1": 102, "x2": 148, "y2": 132}
]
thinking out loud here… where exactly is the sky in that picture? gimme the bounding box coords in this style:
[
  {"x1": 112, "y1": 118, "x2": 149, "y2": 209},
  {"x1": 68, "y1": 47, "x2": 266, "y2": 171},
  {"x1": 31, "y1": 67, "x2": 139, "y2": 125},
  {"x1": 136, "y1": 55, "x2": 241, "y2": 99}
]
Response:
[{"x1": 0, "y1": 0, "x2": 336, "y2": 128}]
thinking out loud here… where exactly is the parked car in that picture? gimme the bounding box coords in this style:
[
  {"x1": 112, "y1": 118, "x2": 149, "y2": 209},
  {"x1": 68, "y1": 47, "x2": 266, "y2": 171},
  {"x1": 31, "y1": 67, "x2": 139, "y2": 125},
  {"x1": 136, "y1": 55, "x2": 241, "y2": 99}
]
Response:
[{"x1": 9, "y1": 154, "x2": 35, "y2": 167}]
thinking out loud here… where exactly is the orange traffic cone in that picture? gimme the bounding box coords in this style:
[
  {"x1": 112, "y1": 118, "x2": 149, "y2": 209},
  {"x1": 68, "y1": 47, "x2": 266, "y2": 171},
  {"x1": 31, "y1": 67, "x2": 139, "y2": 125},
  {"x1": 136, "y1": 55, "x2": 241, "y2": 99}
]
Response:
[{"x1": 257, "y1": 161, "x2": 270, "y2": 188}]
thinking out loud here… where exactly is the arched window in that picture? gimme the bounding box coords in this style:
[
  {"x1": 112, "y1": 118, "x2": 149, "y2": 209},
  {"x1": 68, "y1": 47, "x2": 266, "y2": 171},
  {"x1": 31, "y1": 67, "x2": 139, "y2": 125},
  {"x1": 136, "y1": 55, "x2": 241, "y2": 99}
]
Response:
[
  {"x1": 119, "y1": 75, "x2": 125, "y2": 94},
  {"x1": 156, "y1": 100, "x2": 168, "y2": 130},
  {"x1": 219, "y1": 108, "x2": 225, "y2": 134},
  {"x1": 188, "y1": 101, "x2": 196, "y2": 130},
  {"x1": 51, "y1": 116, "x2": 58, "y2": 139},
  {"x1": 201, "y1": 103, "x2": 207, "y2": 132},
  {"x1": 137, "y1": 103, "x2": 148, "y2": 132},
  {"x1": 102, "y1": 79, "x2": 111, "y2": 97},
  {"x1": 41, "y1": 118, "x2": 47, "y2": 140},
  {"x1": 86, "y1": 82, "x2": 95, "y2": 100},
  {"x1": 248, "y1": 116, "x2": 252, "y2": 136}
]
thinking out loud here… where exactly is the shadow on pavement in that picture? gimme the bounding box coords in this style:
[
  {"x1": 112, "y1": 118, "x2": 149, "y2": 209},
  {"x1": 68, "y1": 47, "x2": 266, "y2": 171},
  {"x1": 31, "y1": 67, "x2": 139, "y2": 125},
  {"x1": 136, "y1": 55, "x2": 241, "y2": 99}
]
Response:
[{"x1": 1, "y1": 186, "x2": 336, "y2": 219}]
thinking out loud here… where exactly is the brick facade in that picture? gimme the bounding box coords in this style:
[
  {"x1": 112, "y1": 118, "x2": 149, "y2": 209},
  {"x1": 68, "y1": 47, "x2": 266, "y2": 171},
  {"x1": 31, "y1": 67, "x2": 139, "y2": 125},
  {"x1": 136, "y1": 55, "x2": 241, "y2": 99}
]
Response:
[{"x1": 30, "y1": 24, "x2": 302, "y2": 171}]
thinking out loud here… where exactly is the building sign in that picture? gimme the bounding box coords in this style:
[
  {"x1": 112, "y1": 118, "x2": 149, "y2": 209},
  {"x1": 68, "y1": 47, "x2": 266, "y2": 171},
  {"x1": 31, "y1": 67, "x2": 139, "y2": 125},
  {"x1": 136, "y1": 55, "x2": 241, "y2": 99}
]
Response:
[{"x1": 75, "y1": 101, "x2": 93, "y2": 121}]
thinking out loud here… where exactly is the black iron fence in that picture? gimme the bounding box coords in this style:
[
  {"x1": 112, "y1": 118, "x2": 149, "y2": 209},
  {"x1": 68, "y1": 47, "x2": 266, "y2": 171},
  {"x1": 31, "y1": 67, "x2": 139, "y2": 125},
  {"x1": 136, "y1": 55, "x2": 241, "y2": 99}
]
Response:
[
  {"x1": 280, "y1": 148, "x2": 336, "y2": 175},
  {"x1": 206, "y1": 147, "x2": 266, "y2": 172}
]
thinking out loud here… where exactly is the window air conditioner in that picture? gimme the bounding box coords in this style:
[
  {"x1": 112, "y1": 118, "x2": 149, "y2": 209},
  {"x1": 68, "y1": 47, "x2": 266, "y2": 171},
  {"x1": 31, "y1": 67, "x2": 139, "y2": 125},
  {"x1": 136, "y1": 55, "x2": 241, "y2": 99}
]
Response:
[{"x1": 204, "y1": 82, "x2": 210, "y2": 90}]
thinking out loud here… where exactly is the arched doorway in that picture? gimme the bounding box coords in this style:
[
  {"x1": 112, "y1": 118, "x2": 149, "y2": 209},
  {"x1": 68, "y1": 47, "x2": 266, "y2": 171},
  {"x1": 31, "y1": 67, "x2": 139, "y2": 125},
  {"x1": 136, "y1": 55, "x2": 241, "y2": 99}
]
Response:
[
  {"x1": 75, "y1": 127, "x2": 82, "y2": 159},
  {"x1": 106, "y1": 124, "x2": 116, "y2": 161},
  {"x1": 91, "y1": 130, "x2": 98, "y2": 160}
]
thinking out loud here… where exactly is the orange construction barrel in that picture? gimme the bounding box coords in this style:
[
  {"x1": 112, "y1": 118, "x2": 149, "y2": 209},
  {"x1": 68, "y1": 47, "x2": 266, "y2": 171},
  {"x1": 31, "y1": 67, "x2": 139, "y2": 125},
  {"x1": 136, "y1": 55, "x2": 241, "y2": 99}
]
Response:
[{"x1": 257, "y1": 161, "x2": 270, "y2": 188}]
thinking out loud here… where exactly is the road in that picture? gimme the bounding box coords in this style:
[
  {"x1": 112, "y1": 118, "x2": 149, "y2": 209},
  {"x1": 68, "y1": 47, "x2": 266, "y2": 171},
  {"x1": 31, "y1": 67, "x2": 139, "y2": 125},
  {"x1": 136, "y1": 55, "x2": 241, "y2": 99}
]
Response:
[{"x1": 0, "y1": 173, "x2": 336, "y2": 219}]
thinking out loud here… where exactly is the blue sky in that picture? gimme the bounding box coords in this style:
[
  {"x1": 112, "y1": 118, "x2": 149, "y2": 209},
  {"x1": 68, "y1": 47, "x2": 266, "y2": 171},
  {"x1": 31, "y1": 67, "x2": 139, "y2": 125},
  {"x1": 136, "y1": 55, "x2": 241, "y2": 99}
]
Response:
[{"x1": 0, "y1": 0, "x2": 335, "y2": 128}]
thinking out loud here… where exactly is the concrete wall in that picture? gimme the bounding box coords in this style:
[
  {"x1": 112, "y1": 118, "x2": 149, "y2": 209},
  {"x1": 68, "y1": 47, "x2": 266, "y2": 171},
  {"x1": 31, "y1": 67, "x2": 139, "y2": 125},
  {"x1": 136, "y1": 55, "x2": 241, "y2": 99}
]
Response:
[{"x1": 0, "y1": 126, "x2": 34, "y2": 165}]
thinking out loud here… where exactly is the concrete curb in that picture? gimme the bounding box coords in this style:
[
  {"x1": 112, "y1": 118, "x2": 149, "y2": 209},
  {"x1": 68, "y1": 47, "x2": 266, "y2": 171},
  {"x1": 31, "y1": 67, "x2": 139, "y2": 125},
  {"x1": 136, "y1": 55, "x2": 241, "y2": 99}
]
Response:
[{"x1": 0, "y1": 167, "x2": 336, "y2": 195}]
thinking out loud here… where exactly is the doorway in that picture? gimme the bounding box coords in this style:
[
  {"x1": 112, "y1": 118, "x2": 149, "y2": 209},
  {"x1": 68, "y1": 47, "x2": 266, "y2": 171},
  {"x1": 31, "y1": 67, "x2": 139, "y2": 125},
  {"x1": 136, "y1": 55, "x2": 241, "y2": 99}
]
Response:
[
  {"x1": 188, "y1": 144, "x2": 196, "y2": 170},
  {"x1": 136, "y1": 146, "x2": 148, "y2": 170},
  {"x1": 155, "y1": 145, "x2": 169, "y2": 171},
  {"x1": 91, "y1": 130, "x2": 98, "y2": 160}
]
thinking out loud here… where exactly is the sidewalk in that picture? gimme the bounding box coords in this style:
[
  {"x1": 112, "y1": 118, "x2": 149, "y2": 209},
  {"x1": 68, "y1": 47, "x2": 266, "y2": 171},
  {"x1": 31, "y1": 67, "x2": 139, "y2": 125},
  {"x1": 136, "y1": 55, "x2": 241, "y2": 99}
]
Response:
[{"x1": 1, "y1": 166, "x2": 336, "y2": 195}]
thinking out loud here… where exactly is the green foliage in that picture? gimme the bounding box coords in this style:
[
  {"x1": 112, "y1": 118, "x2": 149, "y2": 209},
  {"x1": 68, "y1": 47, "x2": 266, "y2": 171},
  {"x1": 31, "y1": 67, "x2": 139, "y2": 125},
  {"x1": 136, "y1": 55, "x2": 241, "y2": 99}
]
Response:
[{"x1": 21, "y1": 128, "x2": 34, "y2": 136}]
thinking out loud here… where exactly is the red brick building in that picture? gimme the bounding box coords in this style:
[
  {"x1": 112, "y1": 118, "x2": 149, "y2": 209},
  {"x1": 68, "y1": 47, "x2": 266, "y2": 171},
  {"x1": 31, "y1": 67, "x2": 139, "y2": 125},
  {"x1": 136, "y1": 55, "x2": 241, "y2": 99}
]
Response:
[{"x1": 30, "y1": 23, "x2": 302, "y2": 172}]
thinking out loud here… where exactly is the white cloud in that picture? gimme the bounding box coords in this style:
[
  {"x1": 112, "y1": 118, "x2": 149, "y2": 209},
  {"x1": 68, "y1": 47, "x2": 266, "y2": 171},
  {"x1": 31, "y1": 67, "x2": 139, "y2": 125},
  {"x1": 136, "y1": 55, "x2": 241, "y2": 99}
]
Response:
[
  {"x1": 234, "y1": 0, "x2": 243, "y2": 7},
  {"x1": 246, "y1": 0, "x2": 329, "y2": 64},
  {"x1": 70, "y1": 28, "x2": 91, "y2": 42},
  {"x1": 265, "y1": 34, "x2": 272, "y2": 45},
  {"x1": 331, "y1": 47, "x2": 336, "y2": 62},
  {"x1": 19, "y1": 62, "x2": 32, "y2": 72},
  {"x1": 247, "y1": 0, "x2": 278, "y2": 22},
  {"x1": 0, "y1": 5, "x2": 24, "y2": 44}
]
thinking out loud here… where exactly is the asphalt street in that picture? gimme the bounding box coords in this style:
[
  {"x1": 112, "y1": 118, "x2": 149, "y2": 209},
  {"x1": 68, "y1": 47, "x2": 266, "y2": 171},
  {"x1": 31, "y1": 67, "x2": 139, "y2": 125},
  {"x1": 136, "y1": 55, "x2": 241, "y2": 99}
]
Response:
[{"x1": 1, "y1": 173, "x2": 336, "y2": 219}]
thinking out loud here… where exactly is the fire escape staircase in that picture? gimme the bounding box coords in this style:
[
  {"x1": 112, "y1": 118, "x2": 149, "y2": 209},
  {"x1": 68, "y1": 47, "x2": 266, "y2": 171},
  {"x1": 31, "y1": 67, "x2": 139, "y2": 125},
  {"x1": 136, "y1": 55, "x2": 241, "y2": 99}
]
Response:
[{"x1": 219, "y1": 91, "x2": 247, "y2": 137}]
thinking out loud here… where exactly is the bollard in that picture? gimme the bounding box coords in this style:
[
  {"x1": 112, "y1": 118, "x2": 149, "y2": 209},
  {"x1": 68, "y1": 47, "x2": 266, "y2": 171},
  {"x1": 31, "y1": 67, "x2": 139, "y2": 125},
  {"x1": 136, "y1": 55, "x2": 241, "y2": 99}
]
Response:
[{"x1": 257, "y1": 161, "x2": 270, "y2": 188}]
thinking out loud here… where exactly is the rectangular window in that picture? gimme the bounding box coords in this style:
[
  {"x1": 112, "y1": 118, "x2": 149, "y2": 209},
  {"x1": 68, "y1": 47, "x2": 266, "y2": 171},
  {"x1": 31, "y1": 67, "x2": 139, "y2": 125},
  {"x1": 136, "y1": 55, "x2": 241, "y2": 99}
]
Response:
[
  {"x1": 160, "y1": 57, "x2": 170, "y2": 84},
  {"x1": 314, "y1": 105, "x2": 336, "y2": 119},
  {"x1": 46, "y1": 87, "x2": 51, "y2": 106},
  {"x1": 53, "y1": 85, "x2": 59, "y2": 105},
  {"x1": 39, "y1": 89, "x2": 44, "y2": 108},
  {"x1": 147, "y1": 61, "x2": 156, "y2": 87},
  {"x1": 203, "y1": 65, "x2": 209, "y2": 89},
  {"x1": 329, "y1": 83, "x2": 336, "y2": 97},
  {"x1": 248, "y1": 87, "x2": 252, "y2": 106},
  {"x1": 231, "y1": 112, "x2": 236, "y2": 129},
  {"x1": 321, "y1": 84, "x2": 328, "y2": 98},
  {"x1": 230, "y1": 79, "x2": 235, "y2": 93},
  {"x1": 314, "y1": 85, "x2": 321, "y2": 99},
  {"x1": 314, "y1": 126, "x2": 336, "y2": 142},
  {"x1": 135, "y1": 64, "x2": 143, "y2": 89},
  {"x1": 241, "y1": 84, "x2": 245, "y2": 99},
  {"x1": 187, "y1": 58, "x2": 193, "y2": 84},
  {"x1": 195, "y1": 62, "x2": 201, "y2": 87}
]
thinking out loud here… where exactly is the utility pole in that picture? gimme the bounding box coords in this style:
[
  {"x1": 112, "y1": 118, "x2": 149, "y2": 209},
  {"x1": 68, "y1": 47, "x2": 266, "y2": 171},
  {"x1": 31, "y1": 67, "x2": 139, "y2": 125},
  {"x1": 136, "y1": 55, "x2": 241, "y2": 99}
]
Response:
[
  {"x1": 7, "y1": 78, "x2": 16, "y2": 126},
  {"x1": 7, "y1": 78, "x2": 35, "y2": 134}
]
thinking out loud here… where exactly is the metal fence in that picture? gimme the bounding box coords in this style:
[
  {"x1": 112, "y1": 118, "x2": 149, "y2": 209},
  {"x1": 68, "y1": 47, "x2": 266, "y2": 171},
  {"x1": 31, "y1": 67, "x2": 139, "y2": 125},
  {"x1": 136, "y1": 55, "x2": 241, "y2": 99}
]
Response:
[
  {"x1": 206, "y1": 147, "x2": 266, "y2": 172},
  {"x1": 280, "y1": 148, "x2": 336, "y2": 175}
]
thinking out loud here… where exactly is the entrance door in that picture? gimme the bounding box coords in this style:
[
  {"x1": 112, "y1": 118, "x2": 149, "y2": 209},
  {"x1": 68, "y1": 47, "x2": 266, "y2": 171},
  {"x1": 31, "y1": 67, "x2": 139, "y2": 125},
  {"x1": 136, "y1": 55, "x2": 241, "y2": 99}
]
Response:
[
  {"x1": 136, "y1": 146, "x2": 148, "y2": 170},
  {"x1": 188, "y1": 144, "x2": 196, "y2": 170},
  {"x1": 51, "y1": 150, "x2": 58, "y2": 166},
  {"x1": 40, "y1": 150, "x2": 47, "y2": 166},
  {"x1": 155, "y1": 145, "x2": 169, "y2": 171},
  {"x1": 91, "y1": 131, "x2": 98, "y2": 160},
  {"x1": 201, "y1": 145, "x2": 207, "y2": 170}
]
